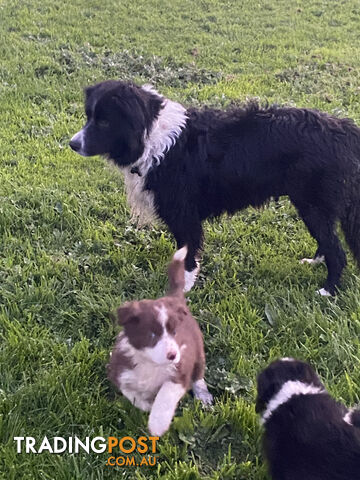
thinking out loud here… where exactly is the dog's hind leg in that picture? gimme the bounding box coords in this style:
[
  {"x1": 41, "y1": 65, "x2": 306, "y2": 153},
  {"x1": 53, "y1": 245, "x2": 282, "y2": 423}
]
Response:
[
  {"x1": 294, "y1": 204, "x2": 346, "y2": 295},
  {"x1": 192, "y1": 378, "x2": 213, "y2": 405},
  {"x1": 300, "y1": 246, "x2": 325, "y2": 265},
  {"x1": 172, "y1": 222, "x2": 203, "y2": 292}
]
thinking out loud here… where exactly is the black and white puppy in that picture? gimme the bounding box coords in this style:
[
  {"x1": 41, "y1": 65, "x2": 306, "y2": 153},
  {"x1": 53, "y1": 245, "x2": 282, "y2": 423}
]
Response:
[
  {"x1": 256, "y1": 358, "x2": 360, "y2": 480},
  {"x1": 70, "y1": 81, "x2": 360, "y2": 295}
]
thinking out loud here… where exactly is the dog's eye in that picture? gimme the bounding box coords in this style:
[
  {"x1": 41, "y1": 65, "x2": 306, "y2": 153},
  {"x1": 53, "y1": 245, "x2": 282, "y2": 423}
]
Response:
[
  {"x1": 150, "y1": 332, "x2": 156, "y2": 339},
  {"x1": 97, "y1": 119, "x2": 110, "y2": 128}
]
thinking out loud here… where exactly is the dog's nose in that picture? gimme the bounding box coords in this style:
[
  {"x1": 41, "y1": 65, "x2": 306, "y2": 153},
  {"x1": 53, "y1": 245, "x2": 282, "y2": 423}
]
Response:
[
  {"x1": 69, "y1": 139, "x2": 81, "y2": 152},
  {"x1": 167, "y1": 351, "x2": 176, "y2": 361}
]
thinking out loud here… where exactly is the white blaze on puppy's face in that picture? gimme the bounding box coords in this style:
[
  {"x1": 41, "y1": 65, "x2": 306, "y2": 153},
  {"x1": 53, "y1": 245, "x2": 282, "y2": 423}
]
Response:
[{"x1": 143, "y1": 305, "x2": 180, "y2": 365}]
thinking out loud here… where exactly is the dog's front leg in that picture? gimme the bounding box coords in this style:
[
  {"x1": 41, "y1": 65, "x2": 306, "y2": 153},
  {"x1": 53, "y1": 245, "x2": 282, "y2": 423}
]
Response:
[{"x1": 148, "y1": 381, "x2": 186, "y2": 436}]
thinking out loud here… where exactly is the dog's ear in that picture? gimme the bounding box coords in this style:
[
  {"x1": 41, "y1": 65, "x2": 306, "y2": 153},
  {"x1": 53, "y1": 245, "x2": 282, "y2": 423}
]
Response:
[
  {"x1": 117, "y1": 302, "x2": 140, "y2": 325},
  {"x1": 296, "y1": 361, "x2": 324, "y2": 389},
  {"x1": 84, "y1": 85, "x2": 96, "y2": 100},
  {"x1": 255, "y1": 368, "x2": 282, "y2": 414},
  {"x1": 255, "y1": 386, "x2": 275, "y2": 414}
]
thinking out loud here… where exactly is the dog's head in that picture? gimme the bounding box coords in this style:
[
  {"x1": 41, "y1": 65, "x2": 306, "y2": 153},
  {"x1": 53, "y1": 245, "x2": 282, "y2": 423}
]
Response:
[
  {"x1": 255, "y1": 358, "x2": 324, "y2": 415},
  {"x1": 69, "y1": 81, "x2": 163, "y2": 166},
  {"x1": 117, "y1": 247, "x2": 189, "y2": 365}
]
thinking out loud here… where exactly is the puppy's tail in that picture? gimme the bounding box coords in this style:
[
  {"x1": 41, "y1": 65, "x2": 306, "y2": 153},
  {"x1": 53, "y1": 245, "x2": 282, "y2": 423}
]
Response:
[
  {"x1": 341, "y1": 185, "x2": 360, "y2": 268},
  {"x1": 167, "y1": 246, "x2": 187, "y2": 296}
]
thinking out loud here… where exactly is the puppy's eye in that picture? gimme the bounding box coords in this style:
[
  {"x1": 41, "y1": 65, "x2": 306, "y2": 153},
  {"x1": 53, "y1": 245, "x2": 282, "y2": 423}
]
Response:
[
  {"x1": 97, "y1": 119, "x2": 109, "y2": 128},
  {"x1": 173, "y1": 329, "x2": 177, "y2": 336},
  {"x1": 150, "y1": 332, "x2": 156, "y2": 339}
]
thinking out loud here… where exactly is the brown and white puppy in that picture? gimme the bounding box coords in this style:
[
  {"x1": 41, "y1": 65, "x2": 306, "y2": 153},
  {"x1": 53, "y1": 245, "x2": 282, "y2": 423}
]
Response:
[{"x1": 107, "y1": 246, "x2": 213, "y2": 436}]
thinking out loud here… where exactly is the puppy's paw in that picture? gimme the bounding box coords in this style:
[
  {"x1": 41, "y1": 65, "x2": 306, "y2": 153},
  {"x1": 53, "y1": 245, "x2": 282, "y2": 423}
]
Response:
[
  {"x1": 148, "y1": 413, "x2": 171, "y2": 437},
  {"x1": 197, "y1": 390, "x2": 213, "y2": 405},
  {"x1": 192, "y1": 378, "x2": 213, "y2": 406}
]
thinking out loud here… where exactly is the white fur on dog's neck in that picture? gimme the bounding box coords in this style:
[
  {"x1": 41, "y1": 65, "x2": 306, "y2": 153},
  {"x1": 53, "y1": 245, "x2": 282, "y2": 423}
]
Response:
[
  {"x1": 261, "y1": 380, "x2": 325, "y2": 425},
  {"x1": 122, "y1": 86, "x2": 187, "y2": 225}
]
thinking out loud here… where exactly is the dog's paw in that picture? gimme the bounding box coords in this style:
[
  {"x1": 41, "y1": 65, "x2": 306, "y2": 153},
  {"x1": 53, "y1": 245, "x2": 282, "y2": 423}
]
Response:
[
  {"x1": 317, "y1": 288, "x2": 333, "y2": 297},
  {"x1": 300, "y1": 255, "x2": 325, "y2": 265},
  {"x1": 148, "y1": 414, "x2": 171, "y2": 437},
  {"x1": 301, "y1": 258, "x2": 314, "y2": 264},
  {"x1": 197, "y1": 390, "x2": 213, "y2": 405},
  {"x1": 184, "y1": 264, "x2": 200, "y2": 292},
  {"x1": 192, "y1": 379, "x2": 213, "y2": 406}
]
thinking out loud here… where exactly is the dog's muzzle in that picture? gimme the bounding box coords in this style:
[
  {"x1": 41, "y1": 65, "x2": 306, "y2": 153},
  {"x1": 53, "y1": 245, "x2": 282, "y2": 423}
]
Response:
[{"x1": 69, "y1": 130, "x2": 86, "y2": 155}]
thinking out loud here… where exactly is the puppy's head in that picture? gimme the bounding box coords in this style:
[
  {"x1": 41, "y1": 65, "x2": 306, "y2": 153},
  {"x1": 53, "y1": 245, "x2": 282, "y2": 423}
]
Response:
[
  {"x1": 117, "y1": 299, "x2": 187, "y2": 365},
  {"x1": 69, "y1": 81, "x2": 163, "y2": 166},
  {"x1": 255, "y1": 358, "x2": 324, "y2": 415}
]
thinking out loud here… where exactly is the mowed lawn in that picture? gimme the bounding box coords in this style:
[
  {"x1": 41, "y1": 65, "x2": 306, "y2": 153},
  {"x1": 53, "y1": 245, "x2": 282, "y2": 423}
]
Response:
[{"x1": 1, "y1": 0, "x2": 360, "y2": 478}]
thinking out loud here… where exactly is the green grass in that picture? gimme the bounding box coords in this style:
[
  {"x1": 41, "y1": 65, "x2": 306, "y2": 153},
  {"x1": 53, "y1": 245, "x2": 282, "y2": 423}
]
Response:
[{"x1": 1, "y1": 0, "x2": 360, "y2": 478}]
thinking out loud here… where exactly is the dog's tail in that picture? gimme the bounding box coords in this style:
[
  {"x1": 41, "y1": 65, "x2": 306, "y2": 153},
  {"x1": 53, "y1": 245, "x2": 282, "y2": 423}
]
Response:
[
  {"x1": 167, "y1": 246, "x2": 187, "y2": 296},
  {"x1": 341, "y1": 184, "x2": 360, "y2": 268}
]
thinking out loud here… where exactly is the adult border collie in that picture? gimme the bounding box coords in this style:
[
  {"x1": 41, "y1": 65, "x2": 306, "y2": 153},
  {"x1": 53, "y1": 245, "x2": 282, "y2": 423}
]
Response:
[
  {"x1": 70, "y1": 81, "x2": 360, "y2": 295},
  {"x1": 256, "y1": 358, "x2": 360, "y2": 480}
]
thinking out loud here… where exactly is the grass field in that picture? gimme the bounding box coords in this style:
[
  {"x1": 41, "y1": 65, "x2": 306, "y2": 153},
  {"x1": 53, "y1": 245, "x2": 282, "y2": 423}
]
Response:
[{"x1": 1, "y1": 0, "x2": 360, "y2": 478}]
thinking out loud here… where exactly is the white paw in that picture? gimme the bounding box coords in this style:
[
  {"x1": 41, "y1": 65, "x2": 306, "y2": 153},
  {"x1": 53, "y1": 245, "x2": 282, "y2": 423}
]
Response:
[
  {"x1": 300, "y1": 255, "x2": 325, "y2": 265},
  {"x1": 192, "y1": 379, "x2": 213, "y2": 405},
  {"x1": 317, "y1": 288, "x2": 332, "y2": 297},
  {"x1": 148, "y1": 413, "x2": 172, "y2": 437},
  {"x1": 148, "y1": 381, "x2": 186, "y2": 436},
  {"x1": 184, "y1": 264, "x2": 200, "y2": 292},
  {"x1": 197, "y1": 389, "x2": 213, "y2": 405},
  {"x1": 301, "y1": 258, "x2": 314, "y2": 264}
]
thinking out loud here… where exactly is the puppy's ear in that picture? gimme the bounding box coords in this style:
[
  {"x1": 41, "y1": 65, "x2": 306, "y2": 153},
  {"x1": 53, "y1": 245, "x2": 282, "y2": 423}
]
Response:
[
  {"x1": 255, "y1": 369, "x2": 281, "y2": 414},
  {"x1": 84, "y1": 85, "x2": 96, "y2": 100},
  {"x1": 117, "y1": 302, "x2": 140, "y2": 325},
  {"x1": 297, "y1": 361, "x2": 324, "y2": 389},
  {"x1": 255, "y1": 384, "x2": 278, "y2": 414},
  {"x1": 255, "y1": 373, "x2": 268, "y2": 413}
]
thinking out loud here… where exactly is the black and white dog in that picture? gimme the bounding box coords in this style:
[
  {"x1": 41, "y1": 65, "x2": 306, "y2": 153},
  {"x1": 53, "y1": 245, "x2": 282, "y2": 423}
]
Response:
[
  {"x1": 256, "y1": 358, "x2": 360, "y2": 480},
  {"x1": 70, "y1": 81, "x2": 360, "y2": 295}
]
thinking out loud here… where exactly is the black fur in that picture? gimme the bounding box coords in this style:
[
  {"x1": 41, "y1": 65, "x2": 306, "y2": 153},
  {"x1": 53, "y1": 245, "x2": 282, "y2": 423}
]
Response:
[
  {"x1": 256, "y1": 359, "x2": 360, "y2": 480},
  {"x1": 70, "y1": 81, "x2": 360, "y2": 294}
]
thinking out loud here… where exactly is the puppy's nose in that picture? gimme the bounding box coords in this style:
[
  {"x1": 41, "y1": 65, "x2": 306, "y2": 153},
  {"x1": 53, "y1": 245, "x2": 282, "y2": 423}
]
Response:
[
  {"x1": 69, "y1": 139, "x2": 81, "y2": 152},
  {"x1": 167, "y1": 351, "x2": 176, "y2": 361}
]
